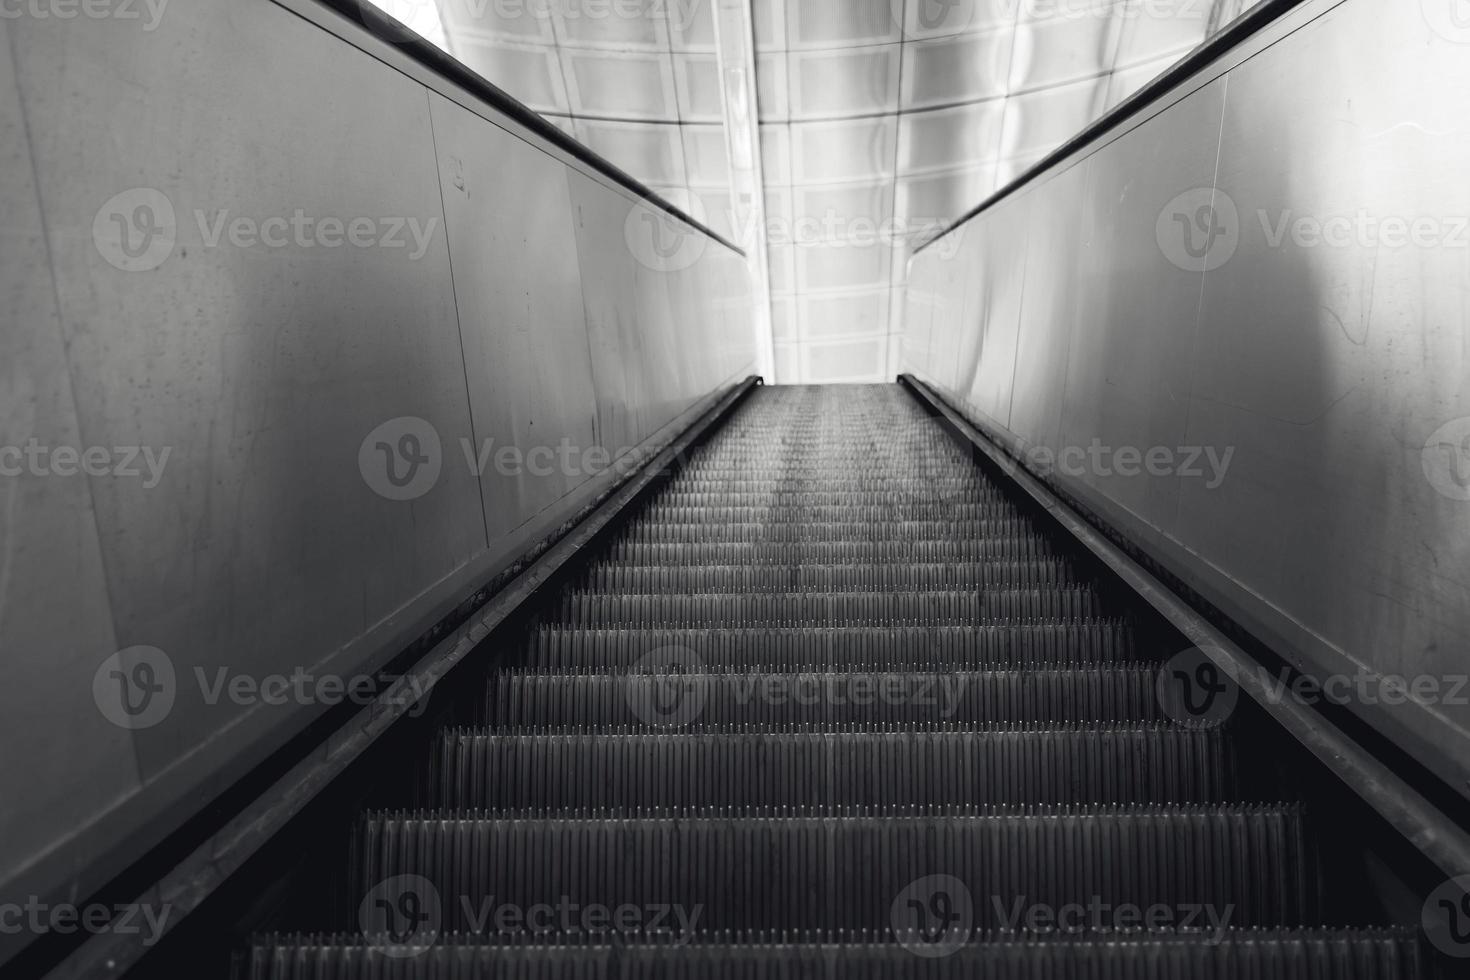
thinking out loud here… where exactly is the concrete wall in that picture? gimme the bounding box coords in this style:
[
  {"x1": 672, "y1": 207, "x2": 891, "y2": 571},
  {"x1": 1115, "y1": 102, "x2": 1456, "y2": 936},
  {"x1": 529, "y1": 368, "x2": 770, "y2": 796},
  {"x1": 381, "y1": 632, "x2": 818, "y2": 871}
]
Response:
[
  {"x1": 904, "y1": 0, "x2": 1470, "y2": 797},
  {"x1": 0, "y1": 0, "x2": 756, "y2": 928}
]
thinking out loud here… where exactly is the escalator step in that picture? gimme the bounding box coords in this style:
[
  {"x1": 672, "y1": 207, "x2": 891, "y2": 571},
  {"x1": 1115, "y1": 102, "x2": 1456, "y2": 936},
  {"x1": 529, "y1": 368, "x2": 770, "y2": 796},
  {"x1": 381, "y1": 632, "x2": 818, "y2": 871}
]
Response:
[
  {"x1": 522, "y1": 624, "x2": 1147, "y2": 671},
  {"x1": 486, "y1": 666, "x2": 1165, "y2": 728},
  {"x1": 579, "y1": 561, "x2": 1082, "y2": 592},
  {"x1": 601, "y1": 539, "x2": 1066, "y2": 565},
  {"x1": 431, "y1": 727, "x2": 1238, "y2": 809},
  {"x1": 550, "y1": 589, "x2": 1108, "y2": 627},
  {"x1": 244, "y1": 931, "x2": 1427, "y2": 980},
  {"x1": 354, "y1": 807, "x2": 1318, "y2": 934}
]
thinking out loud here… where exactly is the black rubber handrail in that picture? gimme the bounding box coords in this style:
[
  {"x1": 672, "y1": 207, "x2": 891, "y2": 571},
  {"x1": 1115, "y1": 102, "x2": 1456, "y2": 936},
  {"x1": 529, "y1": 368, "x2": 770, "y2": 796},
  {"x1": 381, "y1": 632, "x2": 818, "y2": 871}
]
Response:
[
  {"x1": 312, "y1": 0, "x2": 746, "y2": 257},
  {"x1": 914, "y1": 0, "x2": 1309, "y2": 254}
]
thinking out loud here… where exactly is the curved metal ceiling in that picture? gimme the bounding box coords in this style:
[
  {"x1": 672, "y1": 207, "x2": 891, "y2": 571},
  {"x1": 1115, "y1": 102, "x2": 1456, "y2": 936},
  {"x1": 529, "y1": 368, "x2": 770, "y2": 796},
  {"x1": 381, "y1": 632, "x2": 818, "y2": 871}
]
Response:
[{"x1": 365, "y1": 0, "x2": 1266, "y2": 383}]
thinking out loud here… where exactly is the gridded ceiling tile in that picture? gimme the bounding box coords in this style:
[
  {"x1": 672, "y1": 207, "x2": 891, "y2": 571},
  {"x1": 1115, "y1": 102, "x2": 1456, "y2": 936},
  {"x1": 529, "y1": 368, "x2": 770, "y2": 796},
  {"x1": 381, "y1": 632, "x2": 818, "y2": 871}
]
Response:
[
  {"x1": 552, "y1": 3, "x2": 670, "y2": 49},
  {"x1": 770, "y1": 296, "x2": 799, "y2": 339},
  {"x1": 1112, "y1": 4, "x2": 1211, "y2": 68},
  {"x1": 1008, "y1": 5, "x2": 1125, "y2": 91},
  {"x1": 673, "y1": 54, "x2": 726, "y2": 122},
  {"x1": 668, "y1": 0, "x2": 718, "y2": 51},
  {"x1": 998, "y1": 76, "x2": 1106, "y2": 158},
  {"x1": 801, "y1": 291, "x2": 891, "y2": 338},
  {"x1": 455, "y1": 39, "x2": 569, "y2": 113},
  {"x1": 755, "y1": 55, "x2": 791, "y2": 121},
  {"x1": 683, "y1": 124, "x2": 732, "y2": 187},
  {"x1": 760, "y1": 124, "x2": 793, "y2": 184},
  {"x1": 752, "y1": 0, "x2": 788, "y2": 50},
  {"x1": 787, "y1": 0, "x2": 902, "y2": 49},
  {"x1": 440, "y1": 0, "x2": 555, "y2": 42},
  {"x1": 566, "y1": 51, "x2": 679, "y2": 119},
  {"x1": 895, "y1": 0, "x2": 1021, "y2": 40},
  {"x1": 790, "y1": 181, "x2": 895, "y2": 240},
  {"x1": 900, "y1": 29, "x2": 1013, "y2": 108},
  {"x1": 801, "y1": 336, "x2": 889, "y2": 383},
  {"x1": 768, "y1": 244, "x2": 797, "y2": 295},
  {"x1": 790, "y1": 117, "x2": 897, "y2": 183},
  {"x1": 897, "y1": 101, "x2": 1006, "y2": 173},
  {"x1": 788, "y1": 46, "x2": 903, "y2": 119},
  {"x1": 578, "y1": 119, "x2": 688, "y2": 186},
  {"x1": 896, "y1": 166, "x2": 998, "y2": 225},
  {"x1": 795, "y1": 240, "x2": 893, "y2": 292}
]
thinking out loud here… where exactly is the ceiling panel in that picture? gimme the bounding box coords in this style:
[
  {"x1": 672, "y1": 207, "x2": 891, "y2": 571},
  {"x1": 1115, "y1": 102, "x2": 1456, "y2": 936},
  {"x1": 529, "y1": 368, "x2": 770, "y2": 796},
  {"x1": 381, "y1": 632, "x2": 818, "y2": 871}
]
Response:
[
  {"x1": 362, "y1": 0, "x2": 1275, "y2": 386},
  {"x1": 454, "y1": 40, "x2": 569, "y2": 112},
  {"x1": 788, "y1": 46, "x2": 903, "y2": 119},
  {"x1": 790, "y1": 117, "x2": 896, "y2": 183},
  {"x1": 578, "y1": 119, "x2": 688, "y2": 187},
  {"x1": 673, "y1": 54, "x2": 726, "y2": 122},
  {"x1": 566, "y1": 51, "x2": 679, "y2": 118},
  {"x1": 787, "y1": 0, "x2": 901, "y2": 49},
  {"x1": 898, "y1": 101, "x2": 1007, "y2": 173},
  {"x1": 900, "y1": 29, "x2": 1013, "y2": 108}
]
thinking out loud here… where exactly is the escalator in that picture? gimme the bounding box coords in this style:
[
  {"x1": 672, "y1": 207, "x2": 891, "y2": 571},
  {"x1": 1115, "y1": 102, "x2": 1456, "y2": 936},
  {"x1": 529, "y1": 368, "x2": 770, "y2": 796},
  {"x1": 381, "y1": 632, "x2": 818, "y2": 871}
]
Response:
[{"x1": 241, "y1": 384, "x2": 1429, "y2": 978}]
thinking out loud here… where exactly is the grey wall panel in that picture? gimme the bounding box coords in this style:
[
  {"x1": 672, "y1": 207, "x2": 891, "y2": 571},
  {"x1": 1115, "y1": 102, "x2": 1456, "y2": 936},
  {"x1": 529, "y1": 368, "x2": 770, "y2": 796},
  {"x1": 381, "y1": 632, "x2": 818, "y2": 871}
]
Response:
[
  {"x1": 0, "y1": 21, "x2": 138, "y2": 904},
  {"x1": 1057, "y1": 79, "x2": 1226, "y2": 530},
  {"x1": 1007, "y1": 158, "x2": 1092, "y2": 452},
  {"x1": 427, "y1": 91, "x2": 601, "y2": 540},
  {"x1": 959, "y1": 193, "x2": 1031, "y2": 431},
  {"x1": 565, "y1": 171, "x2": 648, "y2": 457},
  {"x1": 904, "y1": 0, "x2": 1470, "y2": 792},
  {"x1": 11, "y1": 0, "x2": 487, "y2": 882},
  {"x1": 1180, "y1": 0, "x2": 1470, "y2": 770},
  {"x1": 0, "y1": 0, "x2": 756, "y2": 922}
]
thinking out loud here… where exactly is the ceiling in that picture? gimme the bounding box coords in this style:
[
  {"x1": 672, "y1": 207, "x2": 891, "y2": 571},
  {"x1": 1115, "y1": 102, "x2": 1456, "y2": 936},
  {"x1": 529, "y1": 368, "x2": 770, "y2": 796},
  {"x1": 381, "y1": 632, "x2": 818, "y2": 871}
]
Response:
[{"x1": 366, "y1": 0, "x2": 1265, "y2": 383}]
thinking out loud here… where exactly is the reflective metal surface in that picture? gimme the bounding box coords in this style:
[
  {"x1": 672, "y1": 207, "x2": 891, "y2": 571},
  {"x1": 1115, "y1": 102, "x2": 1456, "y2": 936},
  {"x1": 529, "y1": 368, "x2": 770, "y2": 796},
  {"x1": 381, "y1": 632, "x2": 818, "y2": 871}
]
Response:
[
  {"x1": 905, "y1": 0, "x2": 1470, "y2": 795},
  {"x1": 369, "y1": 0, "x2": 1275, "y2": 384},
  {"x1": 761, "y1": 0, "x2": 1265, "y2": 382},
  {"x1": 1, "y1": 0, "x2": 754, "y2": 927},
  {"x1": 0, "y1": 20, "x2": 137, "y2": 923}
]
